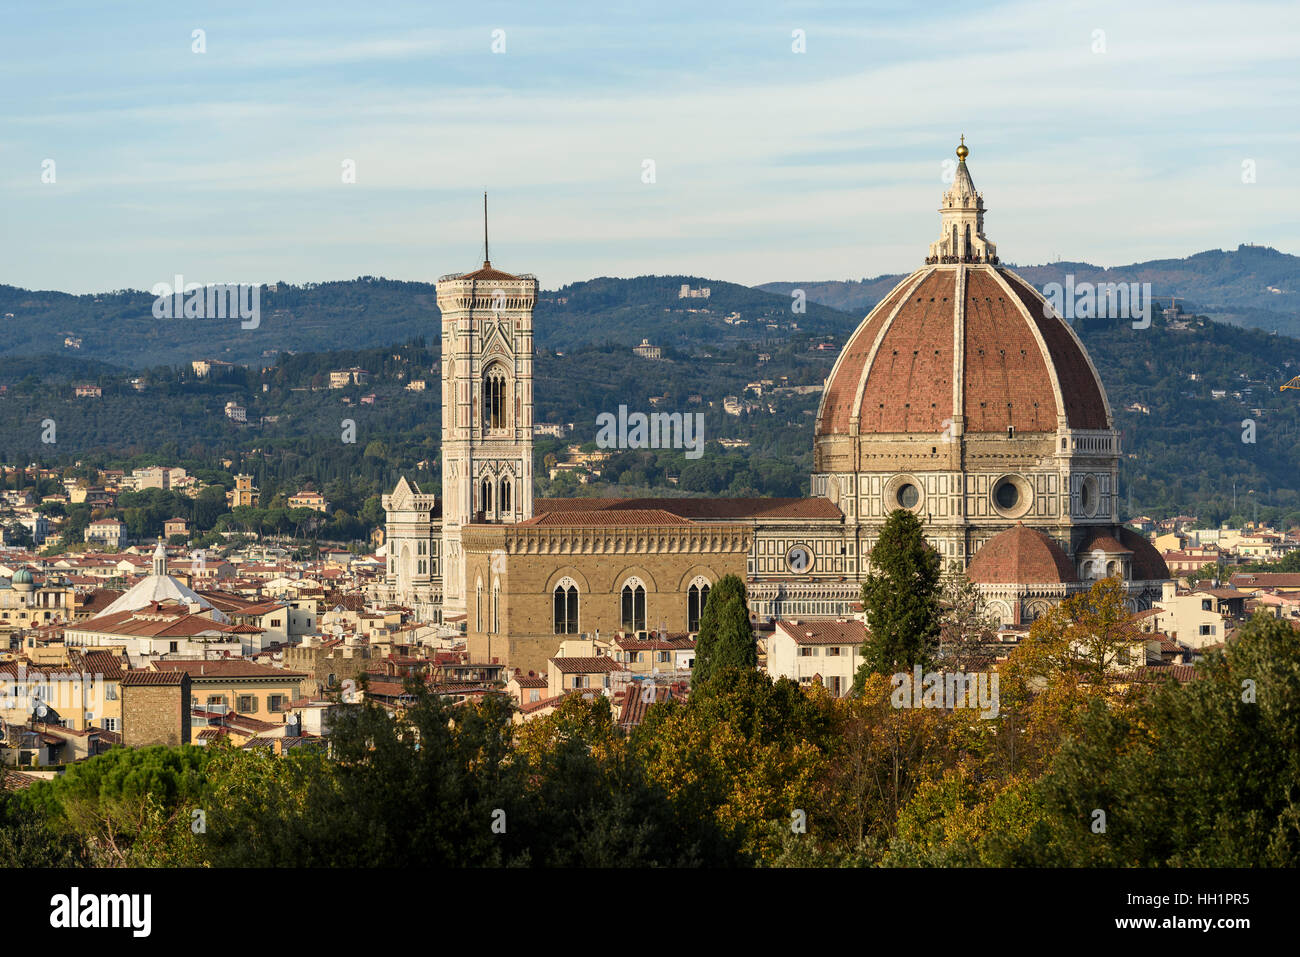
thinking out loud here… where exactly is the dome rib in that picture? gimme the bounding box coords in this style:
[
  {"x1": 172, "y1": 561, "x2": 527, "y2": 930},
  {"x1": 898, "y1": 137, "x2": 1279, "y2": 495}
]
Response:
[
  {"x1": 998, "y1": 270, "x2": 1111, "y2": 430},
  {"x1": 981, "y1": 266, "x2": 1067, "y2": 430},
  {"x1": 857, "y1": 269, "x2": 957, "y2": 434},
  {"x1": 815, "y1": 269, "x2": 924, "y2": 435}
]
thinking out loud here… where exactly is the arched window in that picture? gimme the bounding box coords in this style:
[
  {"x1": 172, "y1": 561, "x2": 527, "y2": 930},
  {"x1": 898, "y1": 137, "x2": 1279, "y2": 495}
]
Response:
[
  {"x1": 482, "y1": 365, "x2": 507, "y2": 430},
  {"x1": 499, "y1": 477, "x2": 511, "y2": 514},
  {"x1": 621, "y1": 579, "x2": 646, "y2": 633},
  {"x1": 687, "y1": 578, "x2": 711, "y2": 632},
  {"x1": 492, "y1": 578, "x2": 500, "y2": 633},
  {"x1": 480, "y1": 478, "x2": 493, "y2": 515},
  {"x1": 475, "y1": 578, "x2": 483, "y2": 632},
  {"x1": 553, "y1": 579, "x2": 579, "y2": 634}
]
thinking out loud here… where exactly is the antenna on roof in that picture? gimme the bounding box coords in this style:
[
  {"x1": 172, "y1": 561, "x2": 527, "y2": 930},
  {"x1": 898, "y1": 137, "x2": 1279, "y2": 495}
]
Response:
[{"x1": 483, "y1": 192, "x2": 490, "y2": 267}]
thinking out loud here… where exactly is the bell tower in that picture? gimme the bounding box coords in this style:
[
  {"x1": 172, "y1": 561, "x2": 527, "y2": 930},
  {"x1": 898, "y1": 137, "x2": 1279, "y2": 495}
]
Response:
[{"x1": 436, "y1": 195, "x2": 536, "y2": 617}]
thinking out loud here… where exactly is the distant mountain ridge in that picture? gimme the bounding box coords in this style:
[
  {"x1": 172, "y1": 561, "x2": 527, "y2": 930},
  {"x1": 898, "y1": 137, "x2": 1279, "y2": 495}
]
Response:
[{"x1": 757, "y1": 244, "x2": 1300, "y2": 334}]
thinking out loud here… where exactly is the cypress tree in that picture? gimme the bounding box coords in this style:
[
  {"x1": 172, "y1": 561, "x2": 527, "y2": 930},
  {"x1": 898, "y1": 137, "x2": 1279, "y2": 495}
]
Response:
[
  {"x1": 692, "y1": 574, "x2": 757, "y2": 683},
  {"x1": 854, "y1": 508, "x2": 942, "y2": 687}
]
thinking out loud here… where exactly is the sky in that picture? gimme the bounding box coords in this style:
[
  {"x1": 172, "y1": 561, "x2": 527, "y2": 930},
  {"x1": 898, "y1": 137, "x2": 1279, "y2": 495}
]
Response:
[{"x1": 1, "y1": 0, "x2": 1297, "y2": 295}]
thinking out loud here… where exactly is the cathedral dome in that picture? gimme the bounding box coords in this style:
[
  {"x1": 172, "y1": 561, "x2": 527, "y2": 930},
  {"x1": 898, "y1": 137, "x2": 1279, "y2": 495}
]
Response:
[
  {"x1": 967, "y1": 524, "x2": 1078, "y2": 585},
  {"x1": 815, "y1": 142, "x2": 1111, "y2": 445}
]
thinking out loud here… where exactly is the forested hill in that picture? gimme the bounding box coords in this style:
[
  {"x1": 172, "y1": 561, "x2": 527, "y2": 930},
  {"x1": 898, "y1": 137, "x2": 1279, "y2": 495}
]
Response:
[
  {"x1": 4, "y1": 273, "x2": 1300, "y2": 525},
  {"x1": 0, "y1": 275, "x2": 852, "y2": 369},
  {"x1": 758, "y1": 244, "x2": 1300, "y2": 335}
]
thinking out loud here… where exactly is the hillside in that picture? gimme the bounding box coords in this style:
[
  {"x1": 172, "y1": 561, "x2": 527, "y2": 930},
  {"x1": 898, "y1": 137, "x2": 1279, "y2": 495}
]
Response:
[
  {"x1": 0, "y1": 275, "x2": 852, "y2": 369},
  {"x1": 758, "y1": 244, "x2": 1300, "y2": 334},
  {"x1": 3, "y1": 275, "x2": 1300, "y2": 527}
]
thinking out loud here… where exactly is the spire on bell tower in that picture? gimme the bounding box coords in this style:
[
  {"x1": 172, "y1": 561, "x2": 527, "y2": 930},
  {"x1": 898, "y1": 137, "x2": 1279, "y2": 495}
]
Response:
[
  {"x1": 483, "y1": 191, "x2": 490, "y2": 267},
  {"x1": 926, "y1": 137, "x2": 998, "y2": 265}
]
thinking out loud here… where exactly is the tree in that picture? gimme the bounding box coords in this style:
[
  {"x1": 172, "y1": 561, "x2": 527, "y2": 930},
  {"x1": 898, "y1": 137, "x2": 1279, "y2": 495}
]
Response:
[
  {"x1": 691, "y1": 574, "x2": 756, "y2": 684},
  {"x1": 855, "y1": 509, "x2": 942, "y2": 685},
  {"x1": 938, "y1": 562, "x2": 997, "y2": 668},
  {"x1": 988, "y1": 613, "x2": 1300, "y2": 866},
  {"x1": 21, "y1": 745, "x2": 211, "y2": 866},
  {"x1": 1006, "y1": 578, "x2": 1142, "y2": 687},
  {"x1": 635, "y1": 671, "x2": 828, "y2": 860}
]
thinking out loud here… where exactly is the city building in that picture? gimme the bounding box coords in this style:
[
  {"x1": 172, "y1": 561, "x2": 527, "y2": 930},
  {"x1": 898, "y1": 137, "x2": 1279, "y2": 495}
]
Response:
[
  {"x1": 288, "y1": 490, "x2": 329, "y2": 513},
  {"x1": 329, "y1": 368, "x2": 370, "y2": 388},
  {"x1": 633, "y1": 338, "x2": 662, "y2": 360},
  {"x1": 766, "y1": 619, "x2": 866, "y2": 697},
  {"x1": 84, "y1": 518, "x2": 127, "y2": 549},
  {"x1": 228, "y1": 473, "x2": 260, "y2": 508}
]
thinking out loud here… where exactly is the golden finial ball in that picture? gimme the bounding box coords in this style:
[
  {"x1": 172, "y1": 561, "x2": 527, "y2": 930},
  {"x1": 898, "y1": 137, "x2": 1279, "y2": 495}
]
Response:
[{"x1": 956, "y1": 135, "x2": 969, "y2": 160}]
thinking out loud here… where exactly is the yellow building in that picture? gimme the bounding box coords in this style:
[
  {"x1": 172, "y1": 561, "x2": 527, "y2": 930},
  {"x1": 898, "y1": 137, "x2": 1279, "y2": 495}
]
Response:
[
  {"x1": 0, "y1": 571, "x2": 76, "y2": 629},
  {"x1": 227, "y1": 473, "x2": 260, "y2": 508},
  {"x1": 150, "y1": 659, "x2": 308, "y2": 719}
]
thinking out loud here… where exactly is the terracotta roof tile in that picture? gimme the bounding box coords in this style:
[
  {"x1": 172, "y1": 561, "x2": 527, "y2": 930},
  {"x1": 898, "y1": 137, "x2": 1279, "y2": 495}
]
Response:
[
  {"x1": 967, "y1": 525, "x2": 1078, "y2": 585},
  {"x1": 121, "y1": 671, "x2": 188, "y2": 686},
  {"x1": 775, "y1": 619, "x2": 866, "y2": 645},
  {"x1": 549, "y1": 656, "x2": 628, "y2": 673},
  {"x1": 151, "y1": 660, "x2": 307, "y2": 679},
  {"x1": 532, "y1": 497, "x2": 841, "y2": 522}
]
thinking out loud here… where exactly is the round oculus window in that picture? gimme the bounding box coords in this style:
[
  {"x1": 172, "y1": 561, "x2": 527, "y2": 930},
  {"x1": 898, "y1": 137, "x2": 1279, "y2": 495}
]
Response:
[
  {"x1": 994, "y1": 480, "x2": 1020, "y2": 510},
  {"x1": 897, "y1": 483, "x2": 920, "y2": 509},
  {"x1": 786, "y1": 545, "x2": 813, "y2": 574}
]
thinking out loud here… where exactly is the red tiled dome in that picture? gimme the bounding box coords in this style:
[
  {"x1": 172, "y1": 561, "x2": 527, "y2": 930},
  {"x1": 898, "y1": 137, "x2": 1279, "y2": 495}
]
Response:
[
  {"x1": 816, "y1": 264, "x2": 1110, "y2": 438},
  {"x1": 1076, "y1": 526, "x2": 1169, "y2": 581},
  {"x1": 967, "y1": 524, "x2": 1078, "y2": 585},
  {"x1": 1118, "y1": 526, "x2": 1170, "y2": 581}
]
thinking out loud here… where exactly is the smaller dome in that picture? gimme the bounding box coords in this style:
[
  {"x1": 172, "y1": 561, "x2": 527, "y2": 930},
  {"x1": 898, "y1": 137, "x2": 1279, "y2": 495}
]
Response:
[
  {"x1": 1076, "y1": 526, "x2": 1169, "y2": 581},
  {"x1": 12, "y1": 568, "x2": 34, "y2": 584},
  {"x1": 1077, "y1": 532, "x2": 1130, "y2": 555},
  {"x1": 1119, "y1": 527, "x2": 1170, "y2": 581},
  {"x1": 968, "y1": 524, "x2": 1077, "y2": 585}
]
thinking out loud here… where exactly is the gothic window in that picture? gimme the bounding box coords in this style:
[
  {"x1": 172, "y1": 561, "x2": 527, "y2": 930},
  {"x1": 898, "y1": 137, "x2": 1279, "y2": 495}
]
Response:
[
  {"x1": 482, "y1": 365, "x2": 508, "y2": 430},
  {"x1": 492, "y1": 579, "x2": 500, "y2": 633},
  {"x1": 476, "y1": 578, "x2": 483, "y2": 632},
  {"x1": 553, "y1": 578, "x2": 579, "y2": 634},
  {"x1": 481, "y1": 478, "x2": 493, "y2": 514},
  {"x1": 688, "y1": 578, "x2": 711, "y2": 632},
  {"x1": 500, "y1": 477, "x2": 511, "y2": 514},
  {"x1": 621, "y1": 579, "x2": 646, "y2": 633}
]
